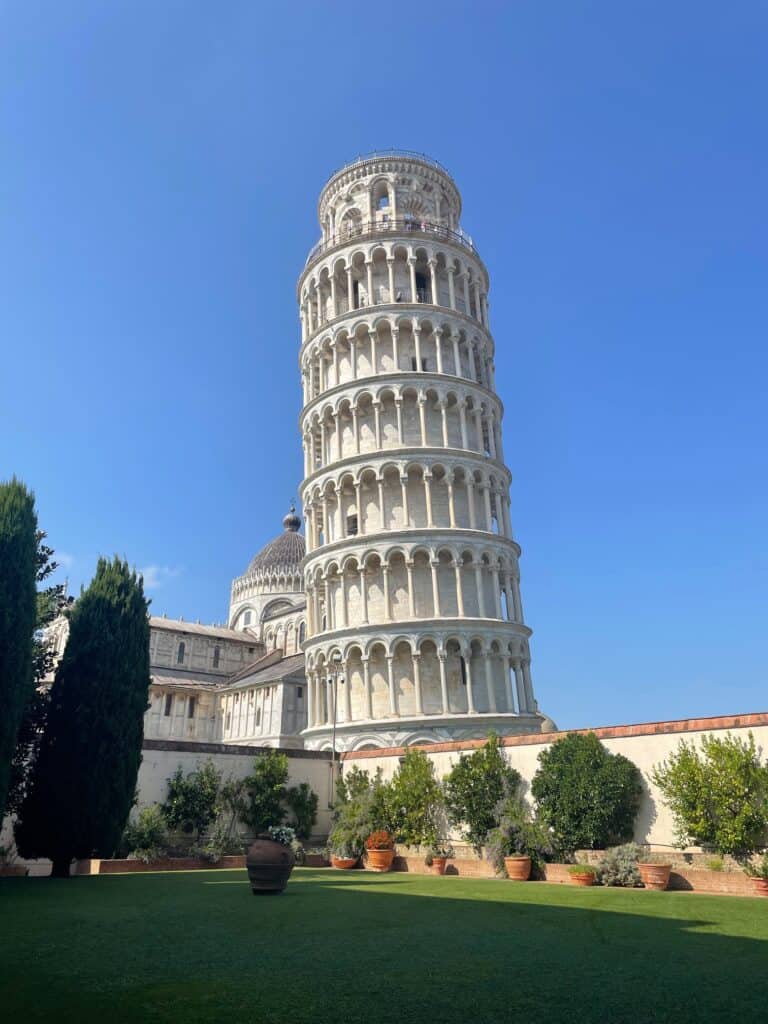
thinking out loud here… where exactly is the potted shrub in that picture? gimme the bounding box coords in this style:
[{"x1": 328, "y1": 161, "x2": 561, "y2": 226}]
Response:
[
  {"x1": 486, "y1": 797, "x2": 554, "y2": 881},
  {"x1": 304, "y1": 846, "x2": 331, "y2": 868},
  {"x1": 637, "y1": 859, "x2": 672, "y2": 891},
  {"x1": 425, "y1": 842, "x2": 454, "y2": 876},
  {"x1": 745, "y1": 853, "x2": 768, "y2": 897},
  {"x1": 328, "y1": 843, "x2": 360, "y2": 870},
  {"x1": 0, "y1": 844, "x2": 27, "y2": 878},
  {"x1": 365, "y1": 830, "x2": 395, "y2": 872},
  {"x1": 568, "y1": 864, "x2": 598, "y2": 887},
  {"x1": 597, "y1": 843, "x2": 642, "y2": 888}
]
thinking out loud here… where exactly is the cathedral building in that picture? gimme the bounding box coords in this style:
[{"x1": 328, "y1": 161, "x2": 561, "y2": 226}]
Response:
[{"x1": 52, "y1": 151, "x2": 552, "y2": 753}]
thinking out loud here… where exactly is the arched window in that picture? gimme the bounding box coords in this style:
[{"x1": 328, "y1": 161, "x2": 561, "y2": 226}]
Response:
[
  {"x1": 298, "y1": 621, "x2": 306, "y2": 645},
  {"x1": 213, "y1": 646, "x2": 221, "y2": 668},
  {"x1": 377, "y1": 194, "x2": 389, "y2": 210},
  {"x1": 176, "y1": 641, "x2": 185, "y2": 664},
  {"x1": 243, "y1": 610, "x2": 252, "y2": 626}
]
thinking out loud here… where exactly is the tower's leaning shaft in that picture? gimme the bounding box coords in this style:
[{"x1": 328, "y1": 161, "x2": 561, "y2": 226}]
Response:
[{"x1": 297, "y1": 150, "x2": 541, "y2": 750}]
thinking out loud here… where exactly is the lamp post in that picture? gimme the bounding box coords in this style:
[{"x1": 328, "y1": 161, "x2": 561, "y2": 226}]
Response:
[{"x1": 329, "y1": 651, "x2": 343, "y2": 805}]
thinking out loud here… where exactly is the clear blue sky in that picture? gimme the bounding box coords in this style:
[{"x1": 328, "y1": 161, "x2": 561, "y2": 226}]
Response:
[{"x1": 2, "y1": 2, "x2": 766, "y2": 729}]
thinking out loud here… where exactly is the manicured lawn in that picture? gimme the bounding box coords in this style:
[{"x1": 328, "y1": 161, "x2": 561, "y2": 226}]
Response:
[{"x1": 2, "y1": 869, "x2": 768, "y2": 1023}]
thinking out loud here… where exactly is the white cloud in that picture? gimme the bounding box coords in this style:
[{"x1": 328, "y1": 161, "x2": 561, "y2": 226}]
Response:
[{"x1": 137, "y1": 565, "x2": 182, "y2": 589}]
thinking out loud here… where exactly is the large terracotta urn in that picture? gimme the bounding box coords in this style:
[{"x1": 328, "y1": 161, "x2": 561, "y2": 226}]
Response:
[
  {"x1": 749, "y1": 877, "x2": 768, "y2": 897},
  {"x1": 504, "y1": 855, "x2": 532, "y2": 881},
  {"x1": 431, "y1": 856, "x2": 448, "y2": 876},
  {"x1": 245, "y1": 836, "x2": 295, "y2": 895},
  {"x1": 638, "y1": 863, "x2": 672, "y2": 891}
]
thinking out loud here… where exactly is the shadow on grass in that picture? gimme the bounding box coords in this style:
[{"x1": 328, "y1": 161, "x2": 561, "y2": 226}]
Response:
[{"x1": 2, "y1": 869, "x2": 767, "y2": 1024}]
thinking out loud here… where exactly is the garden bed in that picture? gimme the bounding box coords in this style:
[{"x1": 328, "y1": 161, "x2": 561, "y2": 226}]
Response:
[
  {"x1": 93, "y1": 855, "x2": 247, "y2": 874},
  {"x1": 542, "y1": 863, "x2": 755, "y2": 895},
  {"x1": 76, "y1": 852, "x2": 331, "y2": 875},
  {"x1": 389, "y1": 849, "x2": 758, "y2": 895}
]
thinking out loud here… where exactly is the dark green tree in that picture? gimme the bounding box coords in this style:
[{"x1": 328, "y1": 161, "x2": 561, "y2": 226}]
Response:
[
  {"x1": 15, "y1": 557, "x2": 150, "y2": 876},
  {"x1": 240, "y1": 749, "x2": 290, "y2": 833},
  {"x1": 531, "y1": 731, "x2": 642, "y2": 854},
  {"x1": 6, "y1": 533, "x2": 66, "y2": 816},
  {"x1": 162, "y1": 760, "x2": 222, "y2": 843},
  {"x1": 652, "y1": 732, "x2": 768, "y2": 856},
  {"x1": 444, "y1": 733, "x2": 520, "y2": 849},
  {"x1": 0, "y1": 479, "x2": 38, "y2": 817},
  {"x1": 387, "y1": 749, "x2": 444, "y2": 847},
  {"x1": 328, "y1": 766, "x2": 392, "y2": 857},
  {"x1": 285, "y1": 782, "x2": 318, "y2": 840}
]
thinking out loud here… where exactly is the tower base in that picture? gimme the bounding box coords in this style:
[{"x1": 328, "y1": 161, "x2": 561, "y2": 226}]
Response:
[{"x1": 302, "y1": 711, "x2": 547, "y2": 752}]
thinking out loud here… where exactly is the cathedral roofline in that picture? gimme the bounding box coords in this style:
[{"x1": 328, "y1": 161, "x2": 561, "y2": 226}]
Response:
[
  {"x1": 221, "y1": 653, "x2": 306, "y2": 693},
  {"x1": 150, "y1": 616, "x2": 259, "y2": 643}
]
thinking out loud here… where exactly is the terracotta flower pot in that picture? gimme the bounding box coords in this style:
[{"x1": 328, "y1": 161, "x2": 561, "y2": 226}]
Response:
[
  {"x1": 367, "y1": 848, "x2": 395, "y2": 872},
  {"x1": 749, "y1": 877, "x2": 768, "y2": 897},
  {"x1": 504, "y1": 855, "x2": 532, "y2": 881},
  {"x1": 431, "y1": 856, "x2": 448, "y2": 875},
  {"x1": 569, "y1": 871, "x2": 596, "y2": 887},
  {"x1": 638, "y1": 863, "x2": 672, "y2": 891},
  {"x1": 330, "y1": 856, "x2": 358, "y2": 869},
  {"x1": 0, "y1": 865, "x2": 28, "y2": 878},
  {"x1": 245, "y1": 837, "x2": 295, "y2": 895}
]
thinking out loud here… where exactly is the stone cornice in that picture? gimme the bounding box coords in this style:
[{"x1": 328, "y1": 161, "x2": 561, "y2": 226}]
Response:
[
  {"x1": 298, "y1": 371, "x2": 503, "y2": 429},
  {"x1": 301, "y1": 527, "x2": 522, "y2": 567},
  {"x1": 299, "y1": 227, "x2": 485, "y2": 297},
  {"x1": 299, "y1": 445, "x2": 512, "y2": 493},
  {"x1": 303, "y1": 616, "x2": 533, "y2": 648},
  {"x1": 142, "y1": 738, "x2": 330, "y2": 759},
  {"x1": 298, "y1": 302, "x2": 494, "y2": 362}
]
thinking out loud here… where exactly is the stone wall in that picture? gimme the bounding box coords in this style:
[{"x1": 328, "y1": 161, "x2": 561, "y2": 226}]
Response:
[
  {"x1": 341, "y1": 712, "x2": 768, "y2": 851},
  {"x1": 6, "y1": 712, "x2": 768, "y2": 876},
  {"x1": 3, "y1": 739, "x2": 334, "y2": 875},
  {"x1": 137, "y1": 739, "x2": 334, "y2": 837}
]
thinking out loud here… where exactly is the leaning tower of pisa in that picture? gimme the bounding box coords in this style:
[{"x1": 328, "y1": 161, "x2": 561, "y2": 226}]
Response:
[{"x1": 298, "y1": 151, "x2": 543, "y2": 751}]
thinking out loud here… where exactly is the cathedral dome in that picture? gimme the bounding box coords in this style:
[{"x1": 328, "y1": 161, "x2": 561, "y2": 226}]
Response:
[{"x1": 246, "y1": 506, "x2": 305, "y2": 574}]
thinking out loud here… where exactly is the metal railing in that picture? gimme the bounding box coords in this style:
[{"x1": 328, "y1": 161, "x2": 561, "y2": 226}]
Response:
[
  {"x1": 304, "y1": 217, "x2": 478, "y2": 268},
  {"x1": 323, "y1": 149, "x2": 451, "y2": 184}
]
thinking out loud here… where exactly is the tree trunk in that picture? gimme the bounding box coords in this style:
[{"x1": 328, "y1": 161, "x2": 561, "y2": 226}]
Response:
[{"x1": 50, "y1": 857, "x2": 71, "y2": 878}]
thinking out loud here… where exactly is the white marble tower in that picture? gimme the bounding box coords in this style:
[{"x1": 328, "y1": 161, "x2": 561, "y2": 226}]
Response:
[{"x1": 298, "y1": 151, "x2": 542, "y2": 750}]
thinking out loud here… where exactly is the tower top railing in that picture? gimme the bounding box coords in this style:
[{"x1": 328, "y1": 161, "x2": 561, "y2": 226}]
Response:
[
  {"x1": 323, "y1": 150, "x2": 452, "y2": 185},
  {"x1": 304, "y1": 217, "x2": 477, "y2": 268}
]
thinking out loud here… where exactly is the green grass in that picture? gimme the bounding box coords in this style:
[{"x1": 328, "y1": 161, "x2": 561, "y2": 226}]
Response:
[{"x1": 2, "y1": 868, "x2": 768, "y2": 1023}]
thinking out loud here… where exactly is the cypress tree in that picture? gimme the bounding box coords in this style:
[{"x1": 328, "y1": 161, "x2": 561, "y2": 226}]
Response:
[
  {"x1": 6, "y1": 535, "x2": 66, "y2": 816},
  {"x1": 15, "y1": 557, "x2": 150, "y2": 876},
  {"x1": 0, "y1": 479, "x2": 38, "y2": 817}
]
